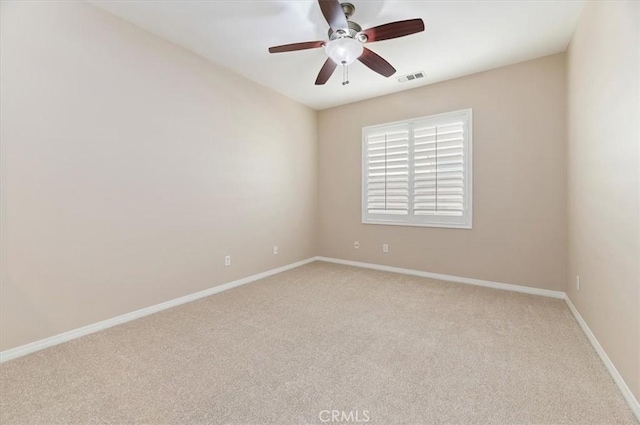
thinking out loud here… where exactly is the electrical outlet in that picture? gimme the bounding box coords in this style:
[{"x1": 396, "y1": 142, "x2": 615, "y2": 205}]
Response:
[
  {"x1": 225, "y1": 255, "x2": 231, "y2": 267},
  {"x1": 382, "y1": 244, "x2": 389, "y2": 253},
  {"x1": 576, "y1": 276, "x2": 580, "y2": 291},
  {"x1": 354, "y1": 241, "x2": 359, "y2": 249},
  {"x1": 273, "y1": 245, "x2": 278, "y2": 255}
]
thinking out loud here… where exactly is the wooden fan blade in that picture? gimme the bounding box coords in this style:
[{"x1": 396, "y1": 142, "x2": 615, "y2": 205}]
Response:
[
  {"x1": 315, "y1": 58, "x2": 337, "y2": 85},
  {"x1": 268, "y1": 41, "x2": 325, "y2": 54},
  {"x1": 362, "y1": 19, "x2": 425, "y2": 43},
  {"x1": 358, "y1": 48, "x2": 396, "y2": 77},
  {"x1": 318, "y1": 0, "x2": 348, "y2": 31}
]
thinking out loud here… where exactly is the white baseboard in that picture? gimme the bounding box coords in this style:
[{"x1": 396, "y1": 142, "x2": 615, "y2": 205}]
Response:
[
  {"x1": 316, "y1": 256, "x2": 565, "y2": 299},
  {"x1": 0, "y1": 257, "x2": 317, "y2": 363},
  {"x1": 564, "y1": 295, "x2": 640, "y2": 421}
]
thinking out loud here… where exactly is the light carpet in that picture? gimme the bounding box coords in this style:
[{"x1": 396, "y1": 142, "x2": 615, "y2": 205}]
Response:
[{"x1": 0, "y1": 261, "x2": 637, "y2": 424}]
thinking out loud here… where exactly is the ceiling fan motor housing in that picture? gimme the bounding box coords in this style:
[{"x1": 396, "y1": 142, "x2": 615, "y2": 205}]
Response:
[
  {"x1": 328, "y1": 21, "x2": 364, "y2": 41},
  {"x1": 327, "y1": 3, "x2": 367, "y2": 42}
]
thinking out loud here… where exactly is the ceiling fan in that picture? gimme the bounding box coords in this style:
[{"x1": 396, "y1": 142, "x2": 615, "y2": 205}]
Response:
[{"x1": 268, "y1": 0, "x2": 425, "y2": 85}]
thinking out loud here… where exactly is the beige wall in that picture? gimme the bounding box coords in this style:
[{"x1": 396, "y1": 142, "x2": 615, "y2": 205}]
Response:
[
  {"x1": 0, "y1": 1, "x2": 317, "y2": 351},
  {"x1": 318, "y1": 54, "x2": 567, "y2": 291},
  {"x1": 566, "y1": 1, "x2": 640, "y2": 401}
]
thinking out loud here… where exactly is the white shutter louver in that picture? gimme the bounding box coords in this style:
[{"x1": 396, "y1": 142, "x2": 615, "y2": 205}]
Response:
[
  {"x1": 365, "y1": 124, "x2": 410, "y2": 216},
  {"x1": 362, "y1": 109, "x2": 472, "y2": 228},
  {"x1": 413, "y1": 121, "x2": 465, "y2": 217}
]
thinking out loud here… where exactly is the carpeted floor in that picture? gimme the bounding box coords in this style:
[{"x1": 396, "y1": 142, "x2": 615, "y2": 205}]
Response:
[{"x1": 0, "y1": 261, "x2": 637, "y2": 424}]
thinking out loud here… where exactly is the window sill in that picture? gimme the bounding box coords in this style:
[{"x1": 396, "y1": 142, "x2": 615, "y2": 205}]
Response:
[{"x1": 361, "y1": 219, "x2": 473, "y2": 230}]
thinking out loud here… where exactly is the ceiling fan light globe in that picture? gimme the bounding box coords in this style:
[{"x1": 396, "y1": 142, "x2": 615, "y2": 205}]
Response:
[{"x1": 325, "y1": 37, "x2": 363, "y2": 65}]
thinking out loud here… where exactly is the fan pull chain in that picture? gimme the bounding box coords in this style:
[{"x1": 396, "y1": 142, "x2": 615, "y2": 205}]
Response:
[{"x1": 341, "y1": 61, "x2": 349, "y2": 86}]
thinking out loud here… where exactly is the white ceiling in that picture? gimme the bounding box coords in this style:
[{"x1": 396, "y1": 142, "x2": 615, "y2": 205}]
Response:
[{"x1": 90, "y1": 0, "x2": 584, "y2": 110}]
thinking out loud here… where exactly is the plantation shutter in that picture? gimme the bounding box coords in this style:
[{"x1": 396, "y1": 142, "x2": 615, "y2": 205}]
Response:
[
  {"x1": 362, "y1": 109, "x2": 472, "y2": 228},
  {"x1": 413, "y1": 120, "x2": 466, "y2": 217},
  {"x1": 364, "y1": 123, "x2": 410, "y2": 217}
]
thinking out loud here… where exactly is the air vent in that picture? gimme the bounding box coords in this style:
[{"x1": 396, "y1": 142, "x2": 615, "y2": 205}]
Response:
[{"x1": 398, "y1": 71, "x2": 425, "y2": 83}]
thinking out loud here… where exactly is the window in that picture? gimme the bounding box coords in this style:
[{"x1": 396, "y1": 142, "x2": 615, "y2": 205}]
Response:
[{"x1": 362, "y1": 109, "x2": 472, "y2": 229}]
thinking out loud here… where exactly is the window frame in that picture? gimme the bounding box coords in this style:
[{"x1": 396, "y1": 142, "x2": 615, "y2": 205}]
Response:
[{"x1": 361, "y1": 109, "x2": 473, "y2": 229}]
